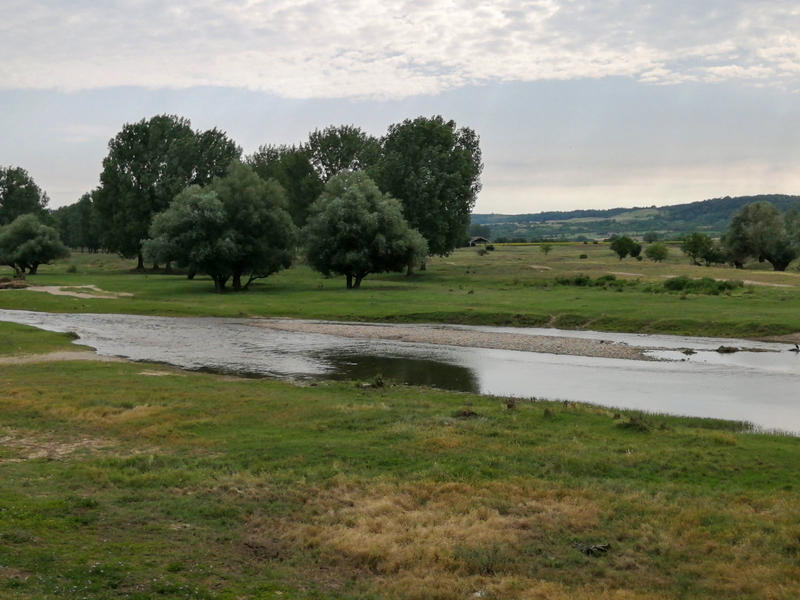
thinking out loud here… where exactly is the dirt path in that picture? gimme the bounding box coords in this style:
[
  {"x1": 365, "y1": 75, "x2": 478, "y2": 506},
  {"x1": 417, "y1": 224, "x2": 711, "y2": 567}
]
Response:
[
  {"x1": 3, "y1": 284, "x2": 134, "y2": 299},
  {"x1": 254, "y1": 320, "x2": 651, "y2": 360}
]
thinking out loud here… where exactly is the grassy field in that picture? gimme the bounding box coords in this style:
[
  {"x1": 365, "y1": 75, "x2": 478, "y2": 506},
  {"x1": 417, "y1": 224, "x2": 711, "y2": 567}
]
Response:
[
  {"x1": 1, "y1": 323, "x2": 799, "y2": 599},
  {"x1": 2, "y1": 243, "x2": 800, "y2": 338}
]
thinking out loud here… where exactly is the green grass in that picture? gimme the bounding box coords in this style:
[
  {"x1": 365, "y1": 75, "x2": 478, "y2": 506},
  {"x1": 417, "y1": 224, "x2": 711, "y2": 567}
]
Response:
[
  {"x1": 1, "y1": 324, "x2": 799, "y2": 599},
  {"x1": 2, "y1": 243, "x2": 800, "y2": 338},
  {"x1": 0, "y1": 322, "x2": 88, "y2": 356}
]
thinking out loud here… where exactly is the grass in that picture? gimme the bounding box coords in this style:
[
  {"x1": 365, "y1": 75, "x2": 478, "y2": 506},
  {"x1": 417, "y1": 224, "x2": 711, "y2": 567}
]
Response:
[
  {"x1": 1, "y1": 324, "x2": 800, "y2": 599},
  {"x1": 0, "y1": 322, "x2": 88, "y2": 356},
  {"x1": 1, "y1": 243, "x2": 800, "y2": 338}
]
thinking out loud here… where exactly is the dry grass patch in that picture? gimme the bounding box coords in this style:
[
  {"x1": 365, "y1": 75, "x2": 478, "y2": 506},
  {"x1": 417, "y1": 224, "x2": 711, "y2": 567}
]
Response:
[{"x1": 0, "y1": 427, "x2": 115, "y2": 462}]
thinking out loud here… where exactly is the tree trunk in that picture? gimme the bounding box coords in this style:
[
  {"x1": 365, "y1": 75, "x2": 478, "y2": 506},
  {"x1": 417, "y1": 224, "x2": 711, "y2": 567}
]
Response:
[
  {"x1": 152, "y1": 262, "x2": 160, "y2": 271},
  {"x1": 406, "y1": 264, "x2": 414, "y2": 276},
  {"x1": 187, "y1": 270, "x2": 196, "y2": 280},
  {"x1": 136, "y1": 253, "x2": 144, "y2": 271},
  {"x1": 213, "y1": 275, "x2": 227, "y2": 293},
  {"x1": 28, "y1": 263, "x2": 39, "y2": 275},
  {"x1": 232, "y1": 272, "x2": 242, "y2": 291},
  {"x1": 420, "y1": 261, "x2": 427, "y2": 271},
  {"x1": 353, "y1": 275, "x2": 364, "y2": 289},
  {"x1": 346, "y1": 274, "x2": 353, "y2": 289}
]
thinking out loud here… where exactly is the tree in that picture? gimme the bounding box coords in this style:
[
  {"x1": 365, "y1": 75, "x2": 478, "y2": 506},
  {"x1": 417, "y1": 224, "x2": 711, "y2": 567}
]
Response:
[
  {"x1": 643, "y1": 231, "x2": 660, "y2": 243},
  {"x1": 247, "y1": 144, "x2": 323, "y2": 227},
  {"x1": 610, "y1": 236, "x2": 637, "y2": 260},
  {"x1": 0, "y1": 166, "x2": 49, "y2": 226},
  {"x1": 144, "y1": 162, "x2": 296, "y2": 293},
  {"x1": 644, "y1": 242, "x2": 669, "y2": 262},
  {"x1": 304, "y1": 172, "x2": 428, "y2": 289},
  {"x1": 540, "y1": 243, "x2": 553, "y2": 256},
  {"x1": 374, "y1": 115, "x2": 483, "y2": 260},
  {"x1": 722, "y1": 202, "x2": 799, "y2": 271},
  {"x1": 680, "y1": 232, "x2": 714, "y2": 265},
  {"x1": 0, "y1": 214, "x2": 68, "y2": 276},
  {"x1": 95, "y1": 115, "x2": 241, "y2": 270},
  {"x1": 53, "y1": 191, "x2": 102, "y2": 252},
  {"x1": 306, "y1": 125, "x2": 380, "y2": 183}
]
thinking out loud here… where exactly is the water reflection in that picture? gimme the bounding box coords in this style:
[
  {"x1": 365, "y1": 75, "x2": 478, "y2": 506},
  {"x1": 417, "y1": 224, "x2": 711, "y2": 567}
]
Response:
[{"x1": 323, "y1": 352, "x2": 480, "y2": 392}]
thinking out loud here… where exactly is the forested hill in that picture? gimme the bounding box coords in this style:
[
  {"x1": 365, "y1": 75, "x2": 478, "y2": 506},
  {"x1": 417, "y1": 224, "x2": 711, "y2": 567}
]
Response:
[{"x1": 471, "y1": 194, "x2": 800, "y2": 241}]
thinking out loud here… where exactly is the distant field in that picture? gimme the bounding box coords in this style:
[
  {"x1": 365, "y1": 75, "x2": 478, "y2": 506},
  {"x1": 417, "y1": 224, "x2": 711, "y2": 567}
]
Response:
[
  {"x1": 1, "y1": 324, "x2": 799, "y2": 599},
  {"x1": 2, "y1": 243, "x2": 800, "y2": 338}
]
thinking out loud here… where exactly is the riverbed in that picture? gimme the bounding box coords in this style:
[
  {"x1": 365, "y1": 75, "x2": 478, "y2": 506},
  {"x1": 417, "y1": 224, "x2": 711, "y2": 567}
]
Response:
[{"x1": 1, "y1": 309, "x2": 799, "y2": 433}]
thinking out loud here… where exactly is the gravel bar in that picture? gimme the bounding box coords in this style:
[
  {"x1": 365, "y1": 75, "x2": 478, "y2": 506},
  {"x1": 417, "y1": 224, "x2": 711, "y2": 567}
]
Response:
[{"x1": 254, "y1": 320, "x2": 652, "y2": 361}]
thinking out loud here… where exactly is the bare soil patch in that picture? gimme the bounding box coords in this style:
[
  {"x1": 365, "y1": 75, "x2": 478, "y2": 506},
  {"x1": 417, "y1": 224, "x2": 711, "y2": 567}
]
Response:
[{"x1": 0, "y1": 428, "x2": 115, "y2": 462}]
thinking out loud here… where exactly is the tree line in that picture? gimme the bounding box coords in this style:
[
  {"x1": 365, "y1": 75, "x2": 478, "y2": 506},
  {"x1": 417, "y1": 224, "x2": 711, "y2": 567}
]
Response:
[{"x1": 1, "y1": 114, "x2": 483, "y2": 290}]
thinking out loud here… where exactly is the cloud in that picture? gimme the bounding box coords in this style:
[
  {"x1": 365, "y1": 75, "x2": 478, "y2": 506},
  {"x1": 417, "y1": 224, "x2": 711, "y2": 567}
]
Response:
[{"x1": 1, "y1": 0, "x2": 799, "y2": 99}]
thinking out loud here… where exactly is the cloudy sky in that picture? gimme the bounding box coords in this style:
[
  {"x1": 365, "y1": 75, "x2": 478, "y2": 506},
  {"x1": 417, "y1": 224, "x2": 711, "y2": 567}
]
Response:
[{"x1": 2, "y1": 0, "x2": 799, "y2": 213}]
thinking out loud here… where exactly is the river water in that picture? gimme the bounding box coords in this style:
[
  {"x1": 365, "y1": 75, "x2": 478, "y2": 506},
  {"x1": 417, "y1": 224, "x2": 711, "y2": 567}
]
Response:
[{"x1": 1, "y1": 309, "x2": 799, "y2": 433}]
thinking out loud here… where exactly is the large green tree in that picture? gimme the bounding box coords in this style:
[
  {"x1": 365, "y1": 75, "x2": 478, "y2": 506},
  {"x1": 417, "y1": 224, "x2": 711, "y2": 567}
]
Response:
[
  {"x1": 722, "y1": 201, "x2": 798, "y2": 271},
  {"x1": 0, "y1": 166, "x2": 49, "y2": 226},
  {"x1": 0, "y1": 214, "x2": 68, "y2": 276},
  {"x1": 374, "y1": 116, "x2": 482, "y2": 260},
  {"x1": 95, "y1": 115, "x2": 241, "y2": 270},
  {"x1": 304, "y1": 172, "x2": 427, "y2": 289},
  {"x1": 144, "y1": 162, "x2": 296, "y2": 293},
  {"x1": 306, "y1": 125, "x2": 380, "y2": 183},
  {"x1": 53, "y1": 191, "x2": 103, "y2": 252},
  {"x1": 247, "y1": 144, "x2": 323, "y2": 227}
]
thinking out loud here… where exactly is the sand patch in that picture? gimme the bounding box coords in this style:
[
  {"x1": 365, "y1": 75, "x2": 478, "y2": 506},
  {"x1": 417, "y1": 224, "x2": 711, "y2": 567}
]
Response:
[
  {"x1": 138, "y1": 370, "x2": 184, "y2": 377},
  {"x1": 528, "y1": 265, "x2": 552, "y2": 270},
  {"x1": 20, "y1": 284, "x2": 133, "y2": 299},
  {"x1": 609, "y1": 271, "x2": 644, "y2": 277}
]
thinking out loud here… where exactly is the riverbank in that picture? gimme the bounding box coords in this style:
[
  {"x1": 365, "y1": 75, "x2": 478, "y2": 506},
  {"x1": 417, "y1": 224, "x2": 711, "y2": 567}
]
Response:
[
  {"x1": 1, "y1": 323, "x2": 799, "y2": 599},
  {"x1": 3, "y1": 245, "x2": 800, "y2": 339}
]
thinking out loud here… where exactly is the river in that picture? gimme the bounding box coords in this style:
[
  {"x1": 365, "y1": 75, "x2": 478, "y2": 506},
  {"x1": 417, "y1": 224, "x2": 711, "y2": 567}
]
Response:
[{"x1": 1, "y1": 309, "x2": 799, "y2": 433}]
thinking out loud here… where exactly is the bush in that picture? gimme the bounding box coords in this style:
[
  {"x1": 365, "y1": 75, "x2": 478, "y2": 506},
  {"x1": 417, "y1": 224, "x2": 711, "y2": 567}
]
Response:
[
  {"x1": 645, "y1": 242, "x2": 669, "y2": 262},
  {"x1": 663, "y1": 276, "x2": 743, "y2": 295},
  {"x1": 579, "y1": 253, "x2": 588, "y2": 259}
]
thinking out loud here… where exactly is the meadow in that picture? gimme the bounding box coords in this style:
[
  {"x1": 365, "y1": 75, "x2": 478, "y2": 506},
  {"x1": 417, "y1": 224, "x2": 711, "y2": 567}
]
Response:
[
  {"x1": 1, "y1": 323, "x2": 799, "y2": 599},
  {"x1": 2, "y1": 244, "x2": 800, "y2": 598},
  {"x1": 2, "y1": 242, "x2": 800, "y2": 338}
]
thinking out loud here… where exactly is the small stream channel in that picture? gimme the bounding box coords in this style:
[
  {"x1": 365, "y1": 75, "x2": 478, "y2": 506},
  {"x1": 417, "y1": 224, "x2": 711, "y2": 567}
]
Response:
[{"x1": 2, "y1": 309, "x2": 799, "y2": 433}]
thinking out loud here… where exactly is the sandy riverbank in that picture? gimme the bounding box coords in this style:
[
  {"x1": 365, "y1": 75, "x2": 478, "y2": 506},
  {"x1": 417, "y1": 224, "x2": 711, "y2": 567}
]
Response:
[{"x1": 254, "y1": 320, "x2": 651, "y2": 360}]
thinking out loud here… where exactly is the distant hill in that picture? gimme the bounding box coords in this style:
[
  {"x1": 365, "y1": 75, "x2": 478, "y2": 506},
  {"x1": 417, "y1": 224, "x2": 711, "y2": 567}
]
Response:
[{"x1": 471, "y1": 194, "x2": 800, "y2": 241}]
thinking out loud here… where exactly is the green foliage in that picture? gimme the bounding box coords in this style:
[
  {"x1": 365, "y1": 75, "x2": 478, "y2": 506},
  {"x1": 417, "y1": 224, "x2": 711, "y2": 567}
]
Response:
[
  {"x1": 95, "y1": 115, "x2": 241, "y2": 268},
  {"x1": 304, "y1": 172, "x2": 428, "y2": 288},
  {"x1": 375, "y1": 115, "x2": 483, "y2": 257},
  {"x1": 306, "y1": 125, "x2": 380, "y2": 183},
  {"x1": 645, "y1": 242, "x2": 669, "y2": 262},
  {"x1": 469, "y1": 223, "x2": 492, "y2": 238},
  {"x1": 0, "y1": 165, "x2": 48, "y2": 226},
  {"x1": 144, "y1": 162, "x2": 296, "y2": 292},
  {"x1": 0, "y1": 214, "x2": 69, "y2": 276},
  {"x1": 540, "y1": 243, "x2": 553, "y2": 255},
  {"x1": 662, "y1": 276, "x2": 743, "y2": 295},
  {"x1": 723, "y1": 201, "x2": 799, "y2": 271},
  {"x1": 247, "y1": 144, "x2": 323, "y2": 227},
  {"x1": 681, "y1": 232, "x2": 713, "y2": 265},
  {"x1": 643, "y1": 231, "x2": 660, "y2": 243},
  {"x1": 52, "y1": 191, "x2": 102, "y2": 252},
  {"x1": 610, "y1": 235, "x2": 638, "y2": 260}
]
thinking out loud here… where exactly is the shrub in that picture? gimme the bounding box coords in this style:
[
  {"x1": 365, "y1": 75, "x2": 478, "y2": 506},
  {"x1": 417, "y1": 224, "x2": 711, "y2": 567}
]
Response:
[
  {"x1": 579, "y1": 253, "x2": 588, "y2": 259},
  {"x1": 645, "y1": 242, "x2": 669, "y2": 262}
]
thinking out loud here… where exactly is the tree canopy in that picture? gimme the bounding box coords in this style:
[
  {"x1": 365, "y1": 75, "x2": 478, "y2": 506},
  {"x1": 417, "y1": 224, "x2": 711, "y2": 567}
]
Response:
[
  {"x1": 610, "y1": 236, "x2": 640, "y2": 260},
  {"x1": 247, "y1": 144, "x2": 323, "y2": 227},
  {"x1": 95, "y1": 115, "x2": 241, "y2": 269},
  {"x1": 723, "y1": 201, "x2": 799, "y2": 271},
  {"x1": 0, "y1": 214, "x2": 68, "y2": 276},
  {"x1": 53, "y1": 191, "x2": 102, "y2": 252},
  {"x1": 375, "y1": 115, "x2": 482, "y2": 257},
  {"x1": 304, "y1": 172, "x2": 427, "y2": 289},
  {"x1": 306, "y1": 125, "x2": 380, "y2": 183},
  {"x1": 0, "y1": 166, "x2": 49, "y2": 226},
  {"x1": 144, "y1": 162, "x2": 296, "y2": 292}
]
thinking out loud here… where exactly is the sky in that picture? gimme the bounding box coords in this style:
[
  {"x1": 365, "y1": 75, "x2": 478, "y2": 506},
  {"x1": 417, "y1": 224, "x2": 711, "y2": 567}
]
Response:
[{"x1": 1, "y1": 0, "x2": 799, "y2": 213}]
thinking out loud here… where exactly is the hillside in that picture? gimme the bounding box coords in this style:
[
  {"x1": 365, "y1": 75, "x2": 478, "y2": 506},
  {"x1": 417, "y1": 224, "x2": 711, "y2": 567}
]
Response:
[{"x1": 472, "y1": 194, "x2": 800, "y2": 241}]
